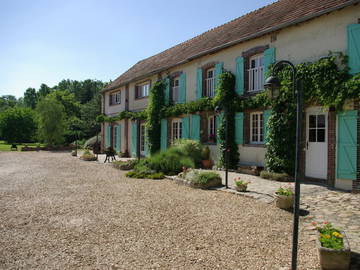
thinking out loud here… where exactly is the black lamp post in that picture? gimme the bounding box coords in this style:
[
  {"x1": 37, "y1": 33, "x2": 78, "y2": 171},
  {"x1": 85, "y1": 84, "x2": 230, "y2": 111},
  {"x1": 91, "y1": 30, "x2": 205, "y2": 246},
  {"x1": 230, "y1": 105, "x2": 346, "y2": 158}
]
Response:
[
  {"x1": 215, "y1": 105, "x2": 229, "y2": 189},
  {"x1": 264, "y1": 60, "x2": 303, "y2": 270}
]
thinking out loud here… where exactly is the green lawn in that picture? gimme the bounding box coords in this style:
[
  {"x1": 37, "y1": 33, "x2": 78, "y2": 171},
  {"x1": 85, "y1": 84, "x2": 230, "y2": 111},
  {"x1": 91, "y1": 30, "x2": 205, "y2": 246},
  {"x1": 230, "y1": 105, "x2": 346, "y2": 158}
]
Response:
[{"x1": 0, "y1": 141, "x2": 45, "y2": 152}]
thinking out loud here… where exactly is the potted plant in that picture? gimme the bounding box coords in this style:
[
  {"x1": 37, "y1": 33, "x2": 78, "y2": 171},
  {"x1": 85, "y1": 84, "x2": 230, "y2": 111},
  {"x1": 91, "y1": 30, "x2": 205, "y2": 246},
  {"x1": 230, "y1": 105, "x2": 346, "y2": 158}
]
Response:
[
  {"x1": 313, "y1": 221, "x2": 351, "y2": 270},
  {"x1": 234, "y1": 177, "x2": 250, "y2": 192},
  {"x1": 201, "y1": 146, "x2": 213, "y2": 169},
  {"x1": 274, "y1": 185, "x2": 294, "y2": 209}
]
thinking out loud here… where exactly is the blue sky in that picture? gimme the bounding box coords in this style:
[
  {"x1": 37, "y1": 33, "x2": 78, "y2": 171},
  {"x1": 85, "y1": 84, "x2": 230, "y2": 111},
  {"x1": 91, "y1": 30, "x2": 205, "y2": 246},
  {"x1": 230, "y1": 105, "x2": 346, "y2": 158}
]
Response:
[{"x1": 0, "y1": 0, "x2": 275, "y2": 98}]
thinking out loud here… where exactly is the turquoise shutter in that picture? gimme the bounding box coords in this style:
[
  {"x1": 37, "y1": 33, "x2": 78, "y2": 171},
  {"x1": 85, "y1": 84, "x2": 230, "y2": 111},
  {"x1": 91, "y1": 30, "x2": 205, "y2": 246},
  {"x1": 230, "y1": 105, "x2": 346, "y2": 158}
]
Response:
[
  {"x1": 160, "y1": 119, "x2": 168, "y2": 151},
  {"x1": 105, "y1": 125, "x2": 111, "y2": 148},
  {"x1": 179, "y1": 73, "x2": 186, "y2": 104},
  {"x1": 216, "y1": 112, "x2": 224, "y2": 144},
  {"x1": 182, "y1": 116, "x2": 190, "y2": 139},
  {"x1": 263, "y1": 109, "x2": 272, "y2": 143},
  {"x1": 115, "y1": 125, "x2": 121, "y2": 153},
  {"x1": 337, "y1": 110, "x2": 357, "y2": 179},
  {"x1": 235, "y1": 57, "x2": 244, "y2": 95},
  {"x1": 131, "y1": 122, "x2": 137, "y2": 157},
  {"x1": 264, "y1": 47, "x2": 276, "y2": 78},
  {"x1": 347, "y1": 24, "x2": 360, "y2": 74},
  {"x1": 235, "y1": 112, "x2": 244, "y2": 144},
  {"x1": 164, "y1": 78, "x2": 170, "y2": 105},
  {"x1": 144, "y1": 127, "x2": 149, "y2": 157},
  {"x1": 214, "y1": 62, "x2": 224, "y2": 94},
  {"x1": 196, "y1": 68, "x2": 202, "y2": 99},
  {"x1": 190, "y1": 114, "x2": 200, "y2": 141}
]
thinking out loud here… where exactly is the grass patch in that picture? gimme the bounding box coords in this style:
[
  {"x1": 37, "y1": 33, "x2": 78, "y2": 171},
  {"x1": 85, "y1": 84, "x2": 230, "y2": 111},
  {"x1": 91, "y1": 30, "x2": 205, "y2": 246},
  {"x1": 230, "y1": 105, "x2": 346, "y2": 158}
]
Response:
[{"x1": 0, "y1": 141, "x2": 45, "y2": 152}]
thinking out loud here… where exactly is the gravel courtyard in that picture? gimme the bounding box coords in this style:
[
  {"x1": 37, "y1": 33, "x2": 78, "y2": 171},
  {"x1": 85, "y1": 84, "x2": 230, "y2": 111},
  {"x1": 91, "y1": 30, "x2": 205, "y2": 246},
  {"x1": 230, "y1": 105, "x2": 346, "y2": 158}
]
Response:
[{"x1": 0, "y1": 152, "x2": 319, "y2": 269}]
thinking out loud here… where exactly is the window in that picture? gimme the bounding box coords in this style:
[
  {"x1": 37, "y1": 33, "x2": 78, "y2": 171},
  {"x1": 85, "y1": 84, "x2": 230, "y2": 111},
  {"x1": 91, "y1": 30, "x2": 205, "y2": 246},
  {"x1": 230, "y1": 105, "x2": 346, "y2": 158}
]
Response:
[
  {"x1": 113, "y1": 125, "x2": 118, "y2": 150},
  {"x1": 109, "y1": 91, "x2": 121, "y2": 105},
  {"x1": 208, "y1": 115, "x2": 216, "y2": 142},
  {"x1": 248, "y1": 54, "x2": 264, "y2": 92},
  {"x1": 308, "y1": 114, "x2": 326, "y2": 142},
  {"x1": 205, "y1": 68, "x2": 215, "y2": 97},
  {"x1": 140, "y1": 123, "x2": 146, "y2": 153},
  {"x1": 172, "y1": 119, "x2": 182, "y2": 142},
  {"x1": 172, "y1": 77, "x2": 180, "y2": 103},
  {"x1": 250, "y1": 112, "x2": 264, "y2": 143},
  {"x1": 136, "y1": 82, "x2": 150, "y2": 98}
]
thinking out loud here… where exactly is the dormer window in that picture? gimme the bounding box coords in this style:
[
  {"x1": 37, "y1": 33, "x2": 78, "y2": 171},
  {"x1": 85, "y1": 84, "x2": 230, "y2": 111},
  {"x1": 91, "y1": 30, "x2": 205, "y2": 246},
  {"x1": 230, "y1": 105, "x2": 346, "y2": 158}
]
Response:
[
  {"x1": 109, "y1": 91, "x2": 121, "y2": 105},
  {"x1": 248, "y1": 54, "x2": 264, "y2": 92},
  {"x1": 205, "y1": 68, "x2": 215, "y2": 97},
  {"x1": 172, "y1": 77, "x2": 180, "y2": 103}
]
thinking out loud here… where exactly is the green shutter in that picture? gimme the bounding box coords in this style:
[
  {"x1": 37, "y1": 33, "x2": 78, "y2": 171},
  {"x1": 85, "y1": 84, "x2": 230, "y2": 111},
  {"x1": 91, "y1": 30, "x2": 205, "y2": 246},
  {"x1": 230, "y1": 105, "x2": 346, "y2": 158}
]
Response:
[
  {"x1": 196, "y1": 68, "x2": 202, "y2": 99},
  {"x1": 263, "y1": 109, "x2": 272, "y2": 143},
  {"x1": 235, "y1": 112, "x2": 244, "y2": 144},
  {"x1": 105, "y1": 125, "x2": 111, "y2": 148},
  {"x1": 216, "y1": 112, "x2": 224, "y2": 144},
  {"x1": 131, "y1": 122, "x2": 137, "y2": 158},
  {"x1": 264, "y1": 47, "x2": 276, "y2": 78},
  {"x1": 164, "y1": 78, "x2": 170, "y2": 105},
  {"x1": 190, "y1": 114, "x2": 201, "y2": 141},
  {"x1": 160, "y1": 119, "x2": 168, "y2": 151},
  {"x1": 179, "y1": 73, "x2": 186, "y2": 104},
  {"x1": 215, "y1": 62, "x2": 224, "y2": 94},
  {"x1": 182, "y1": 116, "x2": 190, "y2": 139},
  {"x1": 144, "y1": 126, "x2": 149, "y2": 157},
  {"x1": 115, "y1": 125, "x2": 121, "y2": 153},
  {"x1": 235, "y1": 57, "x2": 244, "y2": 95},
  {"x1": 337, "y1": 110, "x2": 357, "y2": 179},
  {"x1": 348, "y1": 24, "x2": 360, "y2": 74}
]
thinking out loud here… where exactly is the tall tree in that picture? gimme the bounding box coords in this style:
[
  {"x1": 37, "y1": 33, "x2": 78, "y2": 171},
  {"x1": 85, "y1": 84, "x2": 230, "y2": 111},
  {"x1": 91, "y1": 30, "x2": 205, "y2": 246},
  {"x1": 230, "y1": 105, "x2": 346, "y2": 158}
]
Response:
[
  {"x1": 0, "y1": 95, "x2": 18, "y2": 112},
  {"x1": 36, "y1": 96, "x2": 65, "y2": 145},
  {"x1": 38, "y1": 83, "x2": 52, "y2": 99},
  {"x1": 0, "y1": 107, "x2": 37, "y2": 142},
  {"x1": 23, "y1": 88, "x2": 37, "y2": 109}
]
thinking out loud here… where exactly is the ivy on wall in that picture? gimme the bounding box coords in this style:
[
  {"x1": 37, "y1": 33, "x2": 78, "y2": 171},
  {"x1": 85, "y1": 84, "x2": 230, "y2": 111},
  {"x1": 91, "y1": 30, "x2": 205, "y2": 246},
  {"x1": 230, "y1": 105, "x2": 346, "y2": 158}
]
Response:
[
  {"x1": 214, "y1": 72, "x2": 240, "y2": 169},
  {"x1": 146, "y1": 80, "x2": 166, "y2": 155}
]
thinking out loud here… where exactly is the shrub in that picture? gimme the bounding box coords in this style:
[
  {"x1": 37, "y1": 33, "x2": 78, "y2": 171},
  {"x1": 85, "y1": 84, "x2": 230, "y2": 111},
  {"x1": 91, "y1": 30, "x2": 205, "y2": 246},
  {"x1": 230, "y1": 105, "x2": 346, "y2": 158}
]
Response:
[
  {"x1": 80, "y1": 149, "x2": 97, "y2": 161},
  {"x1": 112, "y1": 160, "x2": 138, "y2": 170},
  {"x1": 182, "y1": 170, "x2": 222, "y2": 189},
  {"x1": 260, "y1": 171, "x2": 291, "y2": 182},
  {"x1": 126, "y1": 170, "x2": 164, "y2": 179},
  {"x1": 172, "y1": 139, "x2": 203, "y2": 167}
]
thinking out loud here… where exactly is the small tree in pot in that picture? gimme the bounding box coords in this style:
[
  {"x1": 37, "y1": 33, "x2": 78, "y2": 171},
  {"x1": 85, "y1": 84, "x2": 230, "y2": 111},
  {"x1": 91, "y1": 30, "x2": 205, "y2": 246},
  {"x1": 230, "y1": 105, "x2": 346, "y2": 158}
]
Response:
[{"x1": 201, "y1": 146, "x2": 213, "y2": 169}]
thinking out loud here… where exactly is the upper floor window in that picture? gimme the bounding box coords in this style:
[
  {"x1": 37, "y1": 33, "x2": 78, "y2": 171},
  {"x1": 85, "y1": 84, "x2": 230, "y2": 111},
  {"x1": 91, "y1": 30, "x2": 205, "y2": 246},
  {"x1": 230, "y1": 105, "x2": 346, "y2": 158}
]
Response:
[
  {"x1": 109, "y1": 91, "x2": 121, "y2": 105},
  {"x1": 172, "y1": 77, "x2": 180, "y2": 103},
  {"x1": 135, "y1": 82, "x2": 150, "y2": 99},
  {"x1": 171, "y1": 119, "x2": 182, "y2": 142},
  {"x1": 205, "y1": 68, "x2": 215, "y2": 98},
  {"x1": 250, "y1": 112, "x2": 264, "y2": 144},
  {"x1": 248, "y1": 54, "x2": 264, "y2": 92}
]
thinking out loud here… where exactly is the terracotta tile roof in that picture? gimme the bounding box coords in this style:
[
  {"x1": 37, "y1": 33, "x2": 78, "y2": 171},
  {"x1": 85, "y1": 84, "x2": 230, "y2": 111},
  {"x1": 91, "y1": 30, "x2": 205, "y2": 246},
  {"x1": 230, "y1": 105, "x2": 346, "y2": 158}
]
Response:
[{"x1": 104, "y1": 0, "x2": 359, "y2": 91}]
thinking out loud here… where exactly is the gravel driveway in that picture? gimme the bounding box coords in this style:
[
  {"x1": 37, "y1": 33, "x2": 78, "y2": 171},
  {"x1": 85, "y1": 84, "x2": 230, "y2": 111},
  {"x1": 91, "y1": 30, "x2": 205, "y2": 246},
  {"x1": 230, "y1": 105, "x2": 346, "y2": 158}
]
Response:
[{"x1": 0, "y1": 152, "x2": 319, "y2": 269}]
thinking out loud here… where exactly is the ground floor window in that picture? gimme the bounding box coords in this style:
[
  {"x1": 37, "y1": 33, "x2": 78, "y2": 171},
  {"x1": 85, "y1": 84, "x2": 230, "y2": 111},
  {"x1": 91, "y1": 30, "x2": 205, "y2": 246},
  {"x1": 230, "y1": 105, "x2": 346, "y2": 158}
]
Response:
[
  {"x1": 113, "y1": 125, "x2": 118, "y2": 150},
  {"x1": 172, "y1": 119, "x2": 182, "y2": 142},
  {"x1": 140, "y1": 123, "x2": 146, "y2": 153},
  {"x1": 208, "y1": 115, "x2": 216, "y2": 142},
  {"x1": 250, "y1": 112, "x2": 264, "y2": 143}
]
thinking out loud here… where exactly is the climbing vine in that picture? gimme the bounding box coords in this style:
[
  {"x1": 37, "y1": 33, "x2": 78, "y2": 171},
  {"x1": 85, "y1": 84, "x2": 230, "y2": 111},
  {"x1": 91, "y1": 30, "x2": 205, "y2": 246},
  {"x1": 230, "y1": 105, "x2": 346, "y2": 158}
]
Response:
[
  {"x1": 146, "y1": 80, "x2": 166, "y2": 155},
  {"x1": 214, "y1": 71, "x2": 239, "y2": 169}
]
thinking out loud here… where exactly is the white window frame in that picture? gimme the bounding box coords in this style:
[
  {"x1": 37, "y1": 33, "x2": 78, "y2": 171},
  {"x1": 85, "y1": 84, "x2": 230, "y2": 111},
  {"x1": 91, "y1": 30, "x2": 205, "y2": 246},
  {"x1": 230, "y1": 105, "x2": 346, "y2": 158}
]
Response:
[
  {"x1": 109, "y1": 91, "x2": 121, "y2": 105},
  {"x1": 136, "y1": 82, "x2": 150, "y2": 98},
  {"x1": 248, "y1": 54, "x2": 264, "y2": 92},
  {"x1": 172, "y1": 77, "x2": 180, "y2": 103},
  {"x1": 208, "y1": 115, "x2": 216, "y2": 142},
  {"x1": 205, "y1": 68, "x2": 215, "y2": 97},
  {"x1": 250, "y1": 112, "x2": 264, "y2": 144},
  {"x1": 140, "y1": 123, "x2": 146, "y2": 153},
  {"x1": 171, "y1": 119, "x2": 182, "y2": 142}
]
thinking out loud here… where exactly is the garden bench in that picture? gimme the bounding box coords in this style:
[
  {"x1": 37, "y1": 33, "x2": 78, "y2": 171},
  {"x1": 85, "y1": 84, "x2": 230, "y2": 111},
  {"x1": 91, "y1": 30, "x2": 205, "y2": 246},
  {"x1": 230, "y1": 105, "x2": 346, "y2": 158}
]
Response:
[{"x1": 10, "y1": 144, "x2": 17, "y2": 151}]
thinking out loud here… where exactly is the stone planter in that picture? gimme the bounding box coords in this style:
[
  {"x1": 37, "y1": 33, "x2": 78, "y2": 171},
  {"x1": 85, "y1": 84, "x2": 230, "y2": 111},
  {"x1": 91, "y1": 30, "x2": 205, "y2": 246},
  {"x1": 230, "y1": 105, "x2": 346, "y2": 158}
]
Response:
[
  {"x1": 235, "y1": 184, "x2": 247, "y2": 192},
  {"x1": 317, "y1": 231, "x2": 351, "y2": 270},
  {"x1": 201, "y1": 160, "x2": 213, "y2": 169},
  {"x1": 274, "y1": 193, "x2": 294, "y2": 209}
]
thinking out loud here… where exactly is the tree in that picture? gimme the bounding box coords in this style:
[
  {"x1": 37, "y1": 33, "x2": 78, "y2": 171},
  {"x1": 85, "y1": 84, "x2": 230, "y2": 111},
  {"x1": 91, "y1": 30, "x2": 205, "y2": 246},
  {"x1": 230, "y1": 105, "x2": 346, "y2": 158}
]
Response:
[
  {"x1": 48, "y1": 90, "x2": 81, "y2": 118},
  {"x1": 23, "y1": 88, "x2": 38, "y2": 109},
  {"x1": 0, "y1": 107, "x2": 37, "y2": 142},
  {"x1": 38, "y1": 83, "x2": 52, "y2": 99},
  {"x1": 36, "y1": 96, "x2": 66, "y2": 145},
  {"x1": 79, "y1": 94, "x2": 101, "y2": 138},
  {"x1": 0, "y1": 95, "x2": 18, "y2": 112}
]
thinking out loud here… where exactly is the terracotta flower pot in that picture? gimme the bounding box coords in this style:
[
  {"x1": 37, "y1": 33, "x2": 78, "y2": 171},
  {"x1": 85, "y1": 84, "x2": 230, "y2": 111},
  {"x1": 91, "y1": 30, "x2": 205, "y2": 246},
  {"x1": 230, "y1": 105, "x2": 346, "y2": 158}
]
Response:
[
  {"x1": 274, "y1": 193, "x2": 294, "y2": 209},
  {"x1": 202, "y1": 160, "x2": 213, "y2": 169},
  {"x1": 317, "y1": 231, "x2": 351, "y2": 270},
  {"x1": 235, "y1": 184, "x2": 247, "y2": 192}
]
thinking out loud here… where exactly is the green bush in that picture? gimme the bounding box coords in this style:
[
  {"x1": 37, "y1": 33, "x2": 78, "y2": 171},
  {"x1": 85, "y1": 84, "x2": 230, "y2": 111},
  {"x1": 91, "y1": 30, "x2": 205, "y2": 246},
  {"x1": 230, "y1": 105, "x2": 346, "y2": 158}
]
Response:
[
  {"x1": 260, "y1": 171, "x2": 290, "y2": 182},
  {"x1": 172, "y1": 139, "x2": 203, "y2": 166},
  {"x1": 182, "y1": 169, "x2": 222, "y2": 189},
  {"x1": 126, "y1": 170, "x2": 164, "y2": 179},
  {"x1": 112, "y1": 160, "x2": 138, "y2": 170},
  {"x1": 192, "y1": 171, "x2": 221, "y2": 185}
]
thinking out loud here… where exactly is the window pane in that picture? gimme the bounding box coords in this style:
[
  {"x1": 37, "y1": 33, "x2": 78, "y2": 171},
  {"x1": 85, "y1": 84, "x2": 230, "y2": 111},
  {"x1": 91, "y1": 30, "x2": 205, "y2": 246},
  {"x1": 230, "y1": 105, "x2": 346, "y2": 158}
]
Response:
[
  {"x1": 317, "y1": 115, "x2": 325, "y2": 128},
  {"x1": 309, "y1": 115, "x2": 316, "y2": 128},
  {"x1": 309, "y1": 129, "x2": 316, "y2": 142},
  {"x1": 317, "y1": 129, "x2": 325, "y2": 142}
]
